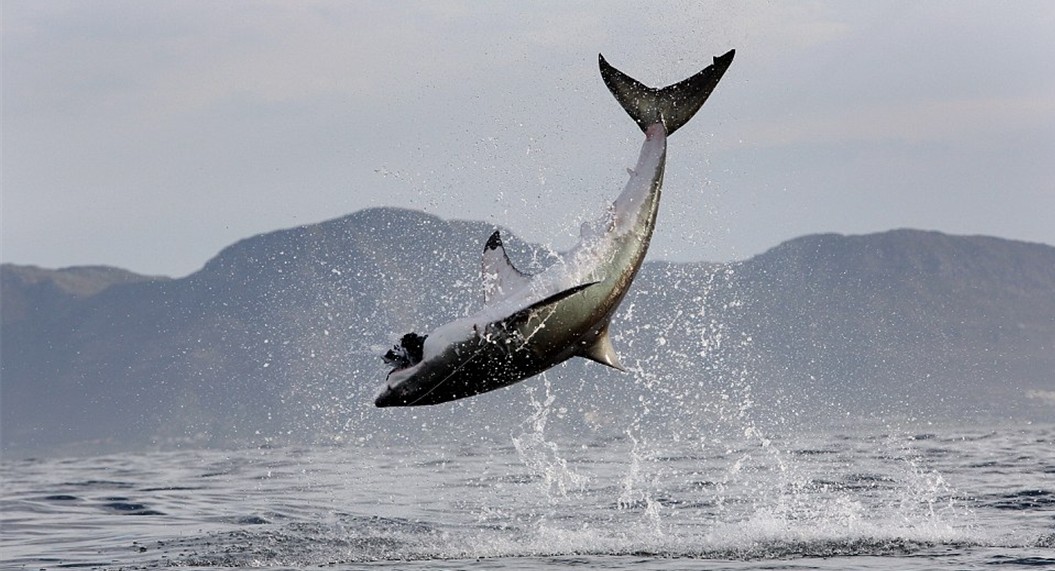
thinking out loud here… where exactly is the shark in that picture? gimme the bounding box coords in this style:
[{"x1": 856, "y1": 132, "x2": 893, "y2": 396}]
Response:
[{"x1": 375, "y1": 49, "x2": 735, "y2": 407}]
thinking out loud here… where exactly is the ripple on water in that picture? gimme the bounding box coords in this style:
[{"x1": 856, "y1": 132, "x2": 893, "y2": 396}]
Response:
[
  {"x1": 988, "y1": 489, "x2": 1055, "y2": 511},
  {"x1": 99, "y1": 498, "x2": 166, "y2": 516}
]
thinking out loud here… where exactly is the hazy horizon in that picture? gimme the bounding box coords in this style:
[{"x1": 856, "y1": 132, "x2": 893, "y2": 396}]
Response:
[{"x1": 6, "y1": 206, "x2": 1055, "y2": 279}]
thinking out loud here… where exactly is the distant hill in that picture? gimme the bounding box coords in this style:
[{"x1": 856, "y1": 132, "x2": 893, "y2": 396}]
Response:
[{"x1": 3, "y1": 208, "x2": 1053, "y2": 456}]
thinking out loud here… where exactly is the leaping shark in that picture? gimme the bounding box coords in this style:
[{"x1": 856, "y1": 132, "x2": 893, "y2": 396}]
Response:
[{"x1": 375, "y1": 49, "x2": 735, "y2": 407}]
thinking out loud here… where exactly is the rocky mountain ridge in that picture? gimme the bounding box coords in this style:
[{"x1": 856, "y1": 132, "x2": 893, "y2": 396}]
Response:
[{"x1": 3, "y1": 208, "x2": 1053, "y2": 455}]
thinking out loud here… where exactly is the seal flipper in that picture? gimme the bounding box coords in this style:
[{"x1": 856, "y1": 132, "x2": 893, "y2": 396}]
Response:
[
  {"x1": 383, "y1": 332, "x2": 428, "y2": 371},
  {"x1": 482, "y1": 230, "x2": 532, "y2": 305}
]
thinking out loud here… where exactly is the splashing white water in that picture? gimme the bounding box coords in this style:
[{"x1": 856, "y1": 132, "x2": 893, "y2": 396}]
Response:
[{"x1": 511, "y1": 374, "x2": 589, "y2": 500}]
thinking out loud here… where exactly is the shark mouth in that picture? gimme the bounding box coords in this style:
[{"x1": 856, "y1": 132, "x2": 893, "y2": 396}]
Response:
[{"x1": 383, "y1": 332, "x2": 428, "y2": 374}]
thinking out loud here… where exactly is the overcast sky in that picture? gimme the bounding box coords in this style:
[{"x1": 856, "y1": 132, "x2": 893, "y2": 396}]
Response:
[{"x1": 4, "y1": 1, "x2": 1054, "y2": 277}]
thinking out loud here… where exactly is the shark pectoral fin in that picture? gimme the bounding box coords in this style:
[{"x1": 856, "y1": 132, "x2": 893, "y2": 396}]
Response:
[
  {"x1": 578, "y1": 328, "x2": 626, "y2": 372},
  {"x1": 503, "y1": 281, "x2": 602, "y2": 326},
  {"x1": 481, "y1": 230, "x2": 532, "y2": 305},
  {"x1": 526, "y1": 281, "x2": 600, "y2": 311}
]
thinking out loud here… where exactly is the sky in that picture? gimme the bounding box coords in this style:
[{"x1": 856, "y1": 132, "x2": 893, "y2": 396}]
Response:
[{"x1": 3, "y1": 1, "x2": 1054, "y2": 277}]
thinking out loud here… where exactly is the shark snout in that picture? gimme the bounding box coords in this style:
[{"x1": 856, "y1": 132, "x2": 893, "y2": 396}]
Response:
[{"x1": 374, "y1": 385, "x2": 399, "y2": 407}]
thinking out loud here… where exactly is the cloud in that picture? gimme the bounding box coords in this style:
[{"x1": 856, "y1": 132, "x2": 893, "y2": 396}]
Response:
[
  {"x1": 4, "y1": 3, "x2": 433, "y2": 119},
  {"x1": 3, "y1": 1, "x2": 1054, "y2": 276},
  {"x1": 2, "y1": 1, "x2": 860, "y2": 125},
  {"x1": 738, "y1": 92, "x2": 1055, "y2": 148}
]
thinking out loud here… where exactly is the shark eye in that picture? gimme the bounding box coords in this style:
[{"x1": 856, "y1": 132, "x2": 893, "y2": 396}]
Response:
[{"x1": 382, "y1": 332, "x2": 428, "y2": 370}]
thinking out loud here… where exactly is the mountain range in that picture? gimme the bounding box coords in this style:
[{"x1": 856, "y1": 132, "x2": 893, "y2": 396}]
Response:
[{"x1": 3, "y1": 207, "x2": 1054, "y2": 456}]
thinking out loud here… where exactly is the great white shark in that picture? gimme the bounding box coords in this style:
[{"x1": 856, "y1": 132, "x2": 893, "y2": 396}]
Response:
[{"x1": 375, "y1": 50, "x2": 735, "y2": 407}]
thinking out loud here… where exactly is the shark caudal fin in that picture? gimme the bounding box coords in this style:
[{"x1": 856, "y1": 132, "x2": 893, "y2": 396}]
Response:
[{"x1": 599, "y1": 49, "x2": 734, "y2": 136}]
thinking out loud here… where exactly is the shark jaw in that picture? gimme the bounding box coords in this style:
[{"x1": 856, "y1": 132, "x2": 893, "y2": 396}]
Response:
[{"x1": 376, "y1": 50, "x2": 734, "y2": 407}]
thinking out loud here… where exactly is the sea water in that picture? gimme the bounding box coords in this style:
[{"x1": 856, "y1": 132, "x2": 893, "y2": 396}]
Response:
[{"x1": 2, "y1": 412, "x2": 1053, "y2": 569}]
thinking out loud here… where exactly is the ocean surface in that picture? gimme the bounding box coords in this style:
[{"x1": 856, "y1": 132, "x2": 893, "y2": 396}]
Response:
[{"x1": 3, "y1": 416, "x2": 1054, "y2": 570}]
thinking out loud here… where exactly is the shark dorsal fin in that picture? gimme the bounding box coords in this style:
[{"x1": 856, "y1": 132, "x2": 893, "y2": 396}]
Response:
[
  {"x1": 577, "y1": 326, "x2": 626, "y2": 371},
  {"x1": 481, "y1": 230, "x2": 532, "y2": 305}
]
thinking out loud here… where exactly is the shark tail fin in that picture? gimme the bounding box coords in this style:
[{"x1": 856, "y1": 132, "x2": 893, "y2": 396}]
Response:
[{"x1": 599, "y1": 49, "x2": 734, "y2": 136}]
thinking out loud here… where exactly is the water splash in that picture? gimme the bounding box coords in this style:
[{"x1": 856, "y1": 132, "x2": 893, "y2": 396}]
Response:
[
  {"x1": 511, "y1": 373, "x2": 588, "y2": 501},
  {"x1": 496, "y1": 258, "x2": 979, "y2": 560},
  {"x1": 615, "y1": 430, "x2": 664, "y2": 537}
]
